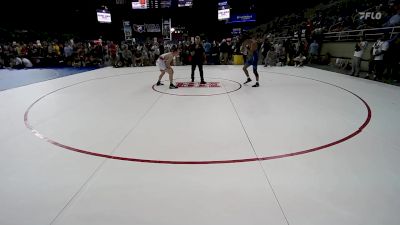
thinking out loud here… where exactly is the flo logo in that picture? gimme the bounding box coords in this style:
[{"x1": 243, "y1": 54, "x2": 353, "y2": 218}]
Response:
[{"x1": 359, "y1": 12, "x2": 382, "y2": 20}]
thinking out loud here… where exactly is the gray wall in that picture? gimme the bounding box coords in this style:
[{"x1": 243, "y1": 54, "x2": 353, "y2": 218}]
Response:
[{"x1": 320, "y1": 41, "x2": 372, "y2": 71}]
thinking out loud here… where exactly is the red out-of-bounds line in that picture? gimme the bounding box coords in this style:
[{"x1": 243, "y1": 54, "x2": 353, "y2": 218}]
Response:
[{"x1": 24, "y1": 74, "x2": 372, "y2": 164}]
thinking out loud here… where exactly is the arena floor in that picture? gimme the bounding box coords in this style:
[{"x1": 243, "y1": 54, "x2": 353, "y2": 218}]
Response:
[{"x1": 1, "y1": 65, "x2": 399, "y2": 225}]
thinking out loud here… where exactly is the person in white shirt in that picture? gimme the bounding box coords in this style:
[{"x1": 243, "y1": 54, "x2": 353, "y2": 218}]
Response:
[
  {"x1": 155, "y1": 46, "x2": 180, "y2": 89},
  {"x1": 368, "y1": 34, "x2": 390, "y2": 80},
  {"x1": 11, "y1": 56, "x2": 24, "y2": 69},
  {"x1": 22, "y1": 58, "x2": 33, "y2": 68},
  {"x1": 294, "y1": 52, "x2": 307, "y2": 67},
  {"x1": 351, "y1": 36, "x2": 368, "y2": 77}
]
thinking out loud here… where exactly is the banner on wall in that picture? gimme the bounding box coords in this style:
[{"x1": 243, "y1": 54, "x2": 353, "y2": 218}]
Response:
[
  {"x1": 145, "y1": 24, "x2": 161, "y2": 33},
  {"x1": 123, "y1": 21, "x2": 133, "y2": 40},
  {"x1": 162, "y1": 18, "x2": 172, "y2": 40}
]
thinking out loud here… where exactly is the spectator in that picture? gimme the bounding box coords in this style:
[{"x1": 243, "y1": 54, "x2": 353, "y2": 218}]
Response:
[
  {"x1": 219, "y1": 39, "x2": 229, "y2": 65},
  {"x1": 294, "y1": 52, "x2": 307, "y2": 67},
  {"x1": 385, "y1": 33, "x2": 400, "y2": 81},
  {"x1": 369, "y1": 34, "x2": 390, "y2": 80},
  {"x1": 350, "y1": 35, "x2": 368, "y2": 77},
  {"x1": 203, "y1": 39, "x2": 212, "y2": 64},
  {"x1": 151, "y1": 44, "x2": 160, "y2": 64},
  {"x1": 121, "y1": 47, "x2": 133, "y2": 67},
  {"x1": 64, "y1": 44, "x2": 73, "y2": 65},
  {"x1": 308, "y1": 40, "x2": 319, "y2": 63},
  {"x1": 210, "y1": 40, "x2": 220, "y2": 65},
  {"x1": 22, "y1": 57, "x2": 33, "y2": 68},
  {"x1": 10, "y1": 56, "x2": 23, "y2": 69},
  {"x1": 108, "y1": 41, "x2": 118, "y2": 67},
  {"x1": 261, "y1": 39, "x2": 271, "y2": 63},
  {"x1": 0, "y1": 45, "x2": 4, "y2": 68},
  {"x1": 264, "y1": 47, "x2": 277, "y2": 67},
  {"x1": 383, "y1": 0, "x2": 400, "y2": 27}
]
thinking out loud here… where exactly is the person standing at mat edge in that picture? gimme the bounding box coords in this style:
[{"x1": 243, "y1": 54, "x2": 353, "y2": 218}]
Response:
[
  {"x1": 190, "y1": 36, "x2": 206, "y2": 84},
  {"x1": 155, "y1": 46, "x2": 179, "y2": 89},
  {"x1": 350, "y1": 35, "x2": 368, "y2": 77},
  {"x1": 243, "y1": 37, "x2": 260, "y2": 87}
]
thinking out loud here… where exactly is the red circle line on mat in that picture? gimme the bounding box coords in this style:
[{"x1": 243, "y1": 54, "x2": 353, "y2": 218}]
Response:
[
  {"x1": 24, "y1": 72, "x2": 372, "y2": 164},
  {"x1": 152, "y1": 77, "x2": 242, "y2": 96}
]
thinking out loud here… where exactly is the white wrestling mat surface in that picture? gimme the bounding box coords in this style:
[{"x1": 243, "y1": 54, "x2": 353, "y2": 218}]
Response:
[{"x1": 1, "y1": 65, "x2": 399, "y2": 225}]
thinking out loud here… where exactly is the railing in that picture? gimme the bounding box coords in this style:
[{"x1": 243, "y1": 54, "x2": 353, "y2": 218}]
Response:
[
  {"x1": 323, "y1": 26, "x2": 400, "y2": 41},
  {"x1": 268, "y1": 26, "x2": 400, "y2": 44}
]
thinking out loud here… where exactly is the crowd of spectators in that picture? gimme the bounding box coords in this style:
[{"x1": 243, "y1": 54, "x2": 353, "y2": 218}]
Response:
[
  {"x1": 1, "y1": 0, "x2": 398, "y2": 82},
  {"x1": 247, "y1": 0, "x2": 399, "y2": 82},
  {"x1": 0, "y1": 37, "x2": 245, "y2": 69},
  {"x1": 255, "y1": 0, "x2": 399, "y2": 40}
]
